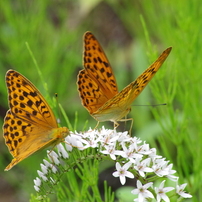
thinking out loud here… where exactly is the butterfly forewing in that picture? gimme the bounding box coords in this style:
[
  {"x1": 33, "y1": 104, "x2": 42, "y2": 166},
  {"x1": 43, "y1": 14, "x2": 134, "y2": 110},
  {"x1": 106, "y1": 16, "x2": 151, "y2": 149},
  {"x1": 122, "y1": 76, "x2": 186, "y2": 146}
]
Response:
[
  {"x1": 83, "y1": 32, "x2": 118, "y2": 97},
  {"x1": 116, "y1": 47, "x2": 172, "y2": 108},
  {"x1": 93, "y1": 47, "x2": 172, "y2": 117},
  {"x1": 78, "y1": 32, "x2": 119, "y2": 113},
  {"x1": 6, "y1": 70, "x2": 58, "y2": 128}
]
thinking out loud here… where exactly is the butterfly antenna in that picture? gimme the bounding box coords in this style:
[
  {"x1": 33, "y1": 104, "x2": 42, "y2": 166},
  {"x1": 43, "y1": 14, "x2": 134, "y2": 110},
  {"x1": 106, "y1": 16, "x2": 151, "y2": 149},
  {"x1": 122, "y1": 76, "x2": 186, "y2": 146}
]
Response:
[
  {"x1": 132, "y1": 103, "x2": 167, "y2": 107},
  {"x1": 55, "y1": 93, "x2": 62, "y2": 124}
]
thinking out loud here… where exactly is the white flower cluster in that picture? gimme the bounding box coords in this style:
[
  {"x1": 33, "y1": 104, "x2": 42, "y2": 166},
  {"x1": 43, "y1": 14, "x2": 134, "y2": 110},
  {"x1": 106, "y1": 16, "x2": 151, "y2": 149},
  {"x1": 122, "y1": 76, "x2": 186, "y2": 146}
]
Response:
[{"x1": 34, "y1": 127, "x2": 192, "y2": 201}]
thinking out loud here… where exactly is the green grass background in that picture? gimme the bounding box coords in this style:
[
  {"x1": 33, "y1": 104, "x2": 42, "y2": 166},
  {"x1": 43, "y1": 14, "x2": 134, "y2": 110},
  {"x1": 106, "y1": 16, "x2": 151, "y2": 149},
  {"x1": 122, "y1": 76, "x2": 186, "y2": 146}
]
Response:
[{"x1": 0, "y1": 0, "x2": 201, "y2": 201}]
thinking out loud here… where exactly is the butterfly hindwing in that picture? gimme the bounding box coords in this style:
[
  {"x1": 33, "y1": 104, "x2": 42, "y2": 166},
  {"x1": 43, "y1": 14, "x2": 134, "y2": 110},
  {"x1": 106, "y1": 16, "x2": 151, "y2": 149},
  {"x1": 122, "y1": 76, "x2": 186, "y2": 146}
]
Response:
[{"x1": 77, "y1": 69, "x2": 115, "y2": 113}]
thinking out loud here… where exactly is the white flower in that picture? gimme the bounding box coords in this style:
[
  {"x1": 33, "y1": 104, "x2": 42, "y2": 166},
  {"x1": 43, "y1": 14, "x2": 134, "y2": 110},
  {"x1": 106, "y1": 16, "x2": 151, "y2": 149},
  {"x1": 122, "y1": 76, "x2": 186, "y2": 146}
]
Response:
[
  {"x1": 99, "y1": 130, "x2": 120, "y2": 146},
  {"x1": 148, "y1": 148, "x2": 162, "y2": 159},
  {"x1": 112, "y1": 162, "x2": 134, "y2": 185},
  {"x1": 101, "y1": 144, "x2": 123, "y2": 160},
  {"x1": 37, "y1": 170, "x2": 48, "y2": 181},
  {"x1": 33, "y1": 177, "x2": 41, "y2": 192},
  {"x1": 40, "y1": 163, "x2": 48, "y2": 175},
  {"x1": 34, "y1": 185, "x2": 40, "y2": 192},
  {"x1": 152, "y1": 159, "x2": 169, "y2": 177},
  {"x1": 51, "y1": 165, "x2": 58, "y2": 174},
  {"x1": 43, "y1": 159, "x2": 51, "y2": 168},
  {"x1": 121, "y1": 142, "x2": 143, "y2": 161},
  {"x1": 131, "y1": 180, "x2": 154, "y2": 202},
  {"x1": 80, "y1": 130, "x2": 101, "y2": 149},
  {"x1": 64, "y1": 134, "x2": 76, "y2": 151},
  {"x1": 134, "y1": 158, "x2": 153, "y2": 177},
  {"x1": 138, "y1": 143, "x2": 152, "y2": 155},
  {"x1": 155, "y1": 180, "x2": 174, "y2": 202},
  {"x1": 57, "y1": 144, "x2": 69, "y2": 159},
  {"x1": 34, "y1": 126, "x2": 185, "y2": 201},
  {"x1": 64, "y1": 133, "x2": 84, "y2": 151},
  {"x1": 116, "y1": 131, "x2": 131, "y2": 143},
  {"x1": 64, "y1": 138, "x2": 73, "y2": 151},
  {"x1": 34, "y1": 177, "x2": 41, "y2": 187},
  {"x1": 176, "y1": 183, "x2": 192, "y2": 198},
  {"x1": 163, "y1": 163, "x2": 178, "y2": 181},
  {"x1": 48, "y1": 150, "x2": 60, "y2": 165}
]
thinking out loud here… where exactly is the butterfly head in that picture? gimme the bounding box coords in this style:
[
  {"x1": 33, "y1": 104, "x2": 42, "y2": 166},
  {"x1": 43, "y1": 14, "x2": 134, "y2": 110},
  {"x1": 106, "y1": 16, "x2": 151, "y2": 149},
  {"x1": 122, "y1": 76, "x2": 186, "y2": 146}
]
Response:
[{"x1": 57, "y1": 127, "x2": 69, "y2": 140}]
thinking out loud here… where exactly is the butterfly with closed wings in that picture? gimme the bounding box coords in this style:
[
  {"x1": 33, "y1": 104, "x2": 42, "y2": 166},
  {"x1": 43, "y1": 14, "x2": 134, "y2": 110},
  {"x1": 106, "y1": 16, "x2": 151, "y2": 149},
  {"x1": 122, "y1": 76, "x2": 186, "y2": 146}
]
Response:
[
  {"x1": 3, "y1": 70, "x2": 69, "y2": 171},
  {"x1": 77, "y1": 31, "x2": 172, "y2": 131}
]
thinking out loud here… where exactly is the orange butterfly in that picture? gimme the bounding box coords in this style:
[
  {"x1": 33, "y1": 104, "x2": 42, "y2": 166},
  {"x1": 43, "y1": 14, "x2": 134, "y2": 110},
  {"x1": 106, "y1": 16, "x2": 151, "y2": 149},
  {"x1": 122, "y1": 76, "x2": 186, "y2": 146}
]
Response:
[
  {"x1": 3, "y1": 70, "x2": 69, "y2": 171},
  {"x1": 77, "y1": 31, "x2": 172, "y2": 131}
]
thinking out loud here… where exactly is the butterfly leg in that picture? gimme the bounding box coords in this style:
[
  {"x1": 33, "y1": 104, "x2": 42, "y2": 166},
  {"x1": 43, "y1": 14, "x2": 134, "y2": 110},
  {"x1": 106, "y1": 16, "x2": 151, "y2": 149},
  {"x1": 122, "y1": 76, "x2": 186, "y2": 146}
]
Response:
[
  {"x1": 113, "y1": 122, "x2": 120, "y2": 130},
  {"x1": 128, "y1": 118, "x2": 133, "y2": 135},
  {"x1": 93, "y1": 121, "x2": 100, "y2": 130},
  {"x1": 119, "y1": 118, "x2": 133, "y2": 135}
]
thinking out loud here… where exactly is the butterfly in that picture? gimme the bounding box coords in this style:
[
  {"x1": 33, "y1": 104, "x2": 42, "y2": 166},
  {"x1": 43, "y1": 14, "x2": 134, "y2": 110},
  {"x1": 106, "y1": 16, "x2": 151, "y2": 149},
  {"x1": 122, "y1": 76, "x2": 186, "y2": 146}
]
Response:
[
  {"x1": 3, "y1": 70, "x2": 69, "y2": 171},
  {"x1": 77, "y1": 31, "x2": 172, "y2": 131}
]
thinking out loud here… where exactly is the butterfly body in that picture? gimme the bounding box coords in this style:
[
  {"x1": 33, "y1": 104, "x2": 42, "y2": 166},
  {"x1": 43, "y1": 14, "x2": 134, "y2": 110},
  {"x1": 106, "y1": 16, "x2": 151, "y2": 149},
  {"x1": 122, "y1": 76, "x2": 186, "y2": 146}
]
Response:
[
  {"x1": 3, "y1": 70, "x2": 69, "y2": 171},
  {"x1": 77, "y1": 32, "x2": 172, "y2": 129},
  {"x1": 91, "y1": 94, "x2": 131, "y2": 123}
]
